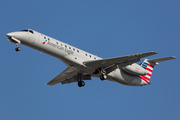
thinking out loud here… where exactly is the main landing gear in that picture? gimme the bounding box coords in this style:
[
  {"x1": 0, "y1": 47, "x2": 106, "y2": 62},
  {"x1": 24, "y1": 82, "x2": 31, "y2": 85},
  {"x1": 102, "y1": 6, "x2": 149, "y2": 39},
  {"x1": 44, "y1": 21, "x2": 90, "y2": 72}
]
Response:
[
  {"x1": 75, "y1": 74, "x2": 85, "y2": 87},
  {"x1": 78, "y1": 81, "x2": 85, "y2": 87},
  {"x1": 100, "y1": 74, "x2": 107, "y2": 81},
  {"x1": 100, "y1": 68, "x2": 107, "y2": 81}
]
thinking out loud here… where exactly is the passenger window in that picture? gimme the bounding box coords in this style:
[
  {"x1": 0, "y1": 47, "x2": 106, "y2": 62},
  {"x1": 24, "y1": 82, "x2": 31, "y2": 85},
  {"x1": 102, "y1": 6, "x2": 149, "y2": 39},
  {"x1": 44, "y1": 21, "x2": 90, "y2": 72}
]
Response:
[
  {"x1": 65, "y1": 45, "x2": 67, "y2": 48},
  {"x1": 69, "y1": 47, "x2": 71, "y2": 49},
  {"x1": 44, "y1": 37, "x2": 46, "y2": 39},
  {"x1": 73, "y1": 48, "x2": 75, "y2": 51},
  {"x1": 56, "y1": 42, "x2": 58, "y2": 44},
  {"x1": 89, "y1": 55, "x2": 91, "y2": 57},
  {"x1": 94, "y1": 57, "x2": 96, "y2": 59},
  {"x1": 61, "y1": 44, "x2": 63, "y2": 46},
  {"x1": 86, "y1": 54, "x2": 87, "y2": 56},
  {"x1": 77, "y1": 50, "x2": 79, "y2": 53},
  {"x1": 48, "y1": 38, "x2": 50, "y2": 40}
]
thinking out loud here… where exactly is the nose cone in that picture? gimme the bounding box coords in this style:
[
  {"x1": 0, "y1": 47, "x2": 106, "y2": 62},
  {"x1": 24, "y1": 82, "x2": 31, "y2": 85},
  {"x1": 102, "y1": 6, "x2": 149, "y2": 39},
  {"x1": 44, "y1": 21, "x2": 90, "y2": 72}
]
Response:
[{"x1": 6, "y1": 32, "x2": 16, "y2": 37}]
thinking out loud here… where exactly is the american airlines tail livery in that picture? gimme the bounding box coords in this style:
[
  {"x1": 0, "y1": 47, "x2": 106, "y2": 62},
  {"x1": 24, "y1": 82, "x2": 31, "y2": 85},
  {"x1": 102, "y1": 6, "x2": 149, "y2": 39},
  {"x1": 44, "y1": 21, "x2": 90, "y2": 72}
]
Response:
[{"x1": 6, "y1": 29, "x2": 176, "y2": 87}]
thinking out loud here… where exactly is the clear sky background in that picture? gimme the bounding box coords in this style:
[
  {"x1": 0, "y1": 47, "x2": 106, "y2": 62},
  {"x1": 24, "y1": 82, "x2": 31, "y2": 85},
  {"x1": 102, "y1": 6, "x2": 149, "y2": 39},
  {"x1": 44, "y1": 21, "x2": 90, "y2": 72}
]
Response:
[{"x1": 1, "y1": 0, "x2": 180, "y2": 120}]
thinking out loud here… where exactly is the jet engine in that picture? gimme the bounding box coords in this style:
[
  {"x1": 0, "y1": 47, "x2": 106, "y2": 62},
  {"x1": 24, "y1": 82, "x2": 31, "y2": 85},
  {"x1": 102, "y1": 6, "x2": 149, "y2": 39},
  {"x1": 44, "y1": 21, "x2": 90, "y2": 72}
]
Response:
[{"x1": 122, "y1": 63, "x2": 147, "y2": 76}]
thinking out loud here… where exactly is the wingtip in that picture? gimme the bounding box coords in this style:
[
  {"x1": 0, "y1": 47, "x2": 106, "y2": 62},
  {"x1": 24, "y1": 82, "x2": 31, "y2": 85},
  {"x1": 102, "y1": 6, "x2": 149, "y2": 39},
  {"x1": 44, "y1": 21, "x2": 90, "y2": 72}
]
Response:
[
  {"x1": 151, "y1": 51, "x2": 158, "y2": 54},
  {"x1": 46, "y1": 82, "x2": 52, "y2": 86},
  {"x1": 171, "y1": 56, "x2": 177, "y2": 59}
]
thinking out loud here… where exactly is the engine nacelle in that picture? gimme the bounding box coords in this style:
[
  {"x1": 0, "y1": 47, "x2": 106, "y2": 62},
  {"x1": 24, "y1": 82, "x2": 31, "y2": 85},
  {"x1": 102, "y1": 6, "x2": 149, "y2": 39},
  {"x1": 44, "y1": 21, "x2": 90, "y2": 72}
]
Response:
[{"x1": 122, "y1": 63, "x2": 147, "y2": 76}]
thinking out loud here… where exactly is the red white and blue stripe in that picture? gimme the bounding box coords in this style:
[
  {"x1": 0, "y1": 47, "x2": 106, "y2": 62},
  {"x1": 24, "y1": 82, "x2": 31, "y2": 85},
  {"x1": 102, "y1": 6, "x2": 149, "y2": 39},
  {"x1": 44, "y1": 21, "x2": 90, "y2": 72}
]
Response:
[{"x1": 139, "y1": 61, "x2": 154, "y2": 83}]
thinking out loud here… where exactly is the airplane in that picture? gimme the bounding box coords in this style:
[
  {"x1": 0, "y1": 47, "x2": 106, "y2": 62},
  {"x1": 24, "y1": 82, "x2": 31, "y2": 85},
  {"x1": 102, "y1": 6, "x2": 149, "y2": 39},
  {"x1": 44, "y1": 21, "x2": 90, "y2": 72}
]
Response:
[{"x1": 6, "y1": 29, "x2": 176, "y2": 87}]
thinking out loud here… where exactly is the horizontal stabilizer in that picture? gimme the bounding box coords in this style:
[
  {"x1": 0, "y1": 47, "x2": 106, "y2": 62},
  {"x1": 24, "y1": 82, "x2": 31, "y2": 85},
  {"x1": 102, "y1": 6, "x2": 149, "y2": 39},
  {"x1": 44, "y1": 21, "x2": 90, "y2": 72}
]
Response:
[{"x1": 148, "y1": 56, "x2": 177, "y2": 63}]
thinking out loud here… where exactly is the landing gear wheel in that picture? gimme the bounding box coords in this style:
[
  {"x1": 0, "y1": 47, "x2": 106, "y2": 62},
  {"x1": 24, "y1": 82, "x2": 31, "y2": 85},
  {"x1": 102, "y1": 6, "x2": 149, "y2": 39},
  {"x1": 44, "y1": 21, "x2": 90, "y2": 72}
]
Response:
[
  {"x1": 15, "y1": 47, "x2": 20, "y2": 52},
  {"x1": 78, "y1": 81, "x2": 85, "y2": 87},
  {"x1": 100, "y1": 74, "x2": 107, "y2": 81}
]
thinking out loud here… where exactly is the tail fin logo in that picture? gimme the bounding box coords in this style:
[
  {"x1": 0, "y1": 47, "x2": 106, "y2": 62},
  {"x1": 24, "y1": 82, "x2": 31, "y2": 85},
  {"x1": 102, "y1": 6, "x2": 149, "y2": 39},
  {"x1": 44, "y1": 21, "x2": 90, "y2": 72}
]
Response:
[
  {"x1": 139, "y1": 61, "x2": 154, "y2": 83},
  {"x1": 141, "y1": 62, "x2": 148, "y2": 69}
]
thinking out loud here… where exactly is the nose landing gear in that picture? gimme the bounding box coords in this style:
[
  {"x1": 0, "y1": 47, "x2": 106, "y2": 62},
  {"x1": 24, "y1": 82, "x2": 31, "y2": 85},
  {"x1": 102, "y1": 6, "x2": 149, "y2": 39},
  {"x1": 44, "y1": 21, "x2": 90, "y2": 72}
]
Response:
[
  {"x1": 15, "y1": 43, "x2": 20, "y2": 52},
  {"x1": 15, "y1": 47, "x2": 21, "y2": 52}
]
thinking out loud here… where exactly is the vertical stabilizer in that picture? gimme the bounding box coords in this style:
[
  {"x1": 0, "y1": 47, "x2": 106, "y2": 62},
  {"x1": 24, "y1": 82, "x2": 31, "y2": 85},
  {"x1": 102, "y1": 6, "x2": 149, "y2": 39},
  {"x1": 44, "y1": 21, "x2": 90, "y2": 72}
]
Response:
[{"x1": 139, "y1": 59, "x2": 156, "y2": 83}]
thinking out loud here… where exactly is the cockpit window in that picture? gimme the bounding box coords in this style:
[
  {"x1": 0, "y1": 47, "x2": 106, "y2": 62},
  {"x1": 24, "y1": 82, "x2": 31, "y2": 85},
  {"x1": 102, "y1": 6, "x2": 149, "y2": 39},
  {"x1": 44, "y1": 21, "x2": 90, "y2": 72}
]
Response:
[
  {"x1": 21, "y1": 29, "x2": 34, "y2": 34},
  {"x1": 21, "y1": 29, "x2": 29, "y2": 32},
  {"x1": 29, "y1": 30, "x2": 34, "y2": 34}
]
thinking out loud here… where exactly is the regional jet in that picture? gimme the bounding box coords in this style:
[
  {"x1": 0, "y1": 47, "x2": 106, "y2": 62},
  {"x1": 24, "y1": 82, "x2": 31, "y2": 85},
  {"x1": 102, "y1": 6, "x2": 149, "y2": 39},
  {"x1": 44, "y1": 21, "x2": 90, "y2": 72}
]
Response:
[{"x1": 6, "y1": 29, "x2": 176, "y2": 87}]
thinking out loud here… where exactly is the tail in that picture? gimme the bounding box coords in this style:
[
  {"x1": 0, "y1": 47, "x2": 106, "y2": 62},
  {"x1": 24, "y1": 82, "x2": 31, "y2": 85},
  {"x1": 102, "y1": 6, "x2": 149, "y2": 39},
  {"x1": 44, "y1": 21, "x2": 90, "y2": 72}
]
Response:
[
  {"x1": 139, "y1": 56, "x2": 176, "y2": 84},
  {"x1": 139, "y1": 59, "x2": 155, "y2": 83}
]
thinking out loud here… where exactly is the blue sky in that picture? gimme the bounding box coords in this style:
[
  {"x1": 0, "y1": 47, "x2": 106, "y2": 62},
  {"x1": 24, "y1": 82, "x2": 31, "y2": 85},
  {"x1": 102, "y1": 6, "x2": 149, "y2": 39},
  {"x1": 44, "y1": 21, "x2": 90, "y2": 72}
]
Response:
[{"x1": 1, "y1": 0, "x2": 180, "y2": 120}]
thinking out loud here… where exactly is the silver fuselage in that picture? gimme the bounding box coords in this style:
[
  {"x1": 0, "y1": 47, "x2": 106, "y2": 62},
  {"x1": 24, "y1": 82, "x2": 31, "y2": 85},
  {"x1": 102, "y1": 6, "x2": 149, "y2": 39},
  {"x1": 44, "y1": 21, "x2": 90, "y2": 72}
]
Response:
[{"x1": 7, "y1": 30, "x2": 148, "y2": 86}]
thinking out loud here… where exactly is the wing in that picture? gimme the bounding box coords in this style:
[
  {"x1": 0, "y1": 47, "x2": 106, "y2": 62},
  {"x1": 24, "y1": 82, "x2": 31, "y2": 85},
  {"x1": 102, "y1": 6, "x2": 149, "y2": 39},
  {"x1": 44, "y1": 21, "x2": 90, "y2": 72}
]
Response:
[
  {"x1": 47, "y1": 67, "x2": 78, "y2": 86},
  {"x1": 83, "y1": 51, "x2": 158, "y2": 70}
]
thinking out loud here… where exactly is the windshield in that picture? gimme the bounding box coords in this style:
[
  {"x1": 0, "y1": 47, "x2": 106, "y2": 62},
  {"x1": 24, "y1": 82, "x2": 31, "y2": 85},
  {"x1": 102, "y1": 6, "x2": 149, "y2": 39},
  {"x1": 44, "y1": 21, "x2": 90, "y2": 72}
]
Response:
[
  {"x1": 20, "y1": 29, "x2": 34, "y2": 34},
  {"x1": 21, "y1": 29, "x2": 29, "y2": 32}
]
